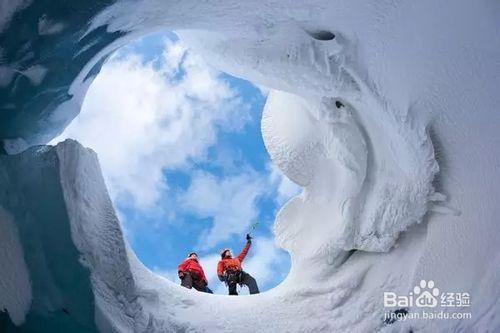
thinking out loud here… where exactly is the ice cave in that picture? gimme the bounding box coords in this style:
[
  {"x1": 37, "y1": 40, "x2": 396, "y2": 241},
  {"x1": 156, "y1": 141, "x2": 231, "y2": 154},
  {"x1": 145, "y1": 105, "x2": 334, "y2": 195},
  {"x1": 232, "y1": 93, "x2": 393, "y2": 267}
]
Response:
[{"x1": 0, "y1": 0, "x2": 499, "y2": 332}]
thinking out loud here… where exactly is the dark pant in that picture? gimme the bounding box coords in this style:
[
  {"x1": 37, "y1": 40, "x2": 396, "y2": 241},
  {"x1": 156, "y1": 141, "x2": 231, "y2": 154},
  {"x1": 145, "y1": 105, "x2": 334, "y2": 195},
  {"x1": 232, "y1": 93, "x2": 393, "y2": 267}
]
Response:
[
  {"x1": 227, "y1": 271, "x2": 259, "y2": 295},
  {"x1": 181, "y1": 272, "x2": 213, "y2": 293}
]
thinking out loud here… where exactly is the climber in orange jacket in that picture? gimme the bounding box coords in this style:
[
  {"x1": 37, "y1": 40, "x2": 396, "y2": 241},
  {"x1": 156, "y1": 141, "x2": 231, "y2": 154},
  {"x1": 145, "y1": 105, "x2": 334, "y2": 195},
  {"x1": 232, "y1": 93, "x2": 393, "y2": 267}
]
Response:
[
  {"x1": 217, "y1": 234, "x2": 260, "y2": 295},
  {"x1": 178, "y1": 252, "x2": 213, "y2": 293}
]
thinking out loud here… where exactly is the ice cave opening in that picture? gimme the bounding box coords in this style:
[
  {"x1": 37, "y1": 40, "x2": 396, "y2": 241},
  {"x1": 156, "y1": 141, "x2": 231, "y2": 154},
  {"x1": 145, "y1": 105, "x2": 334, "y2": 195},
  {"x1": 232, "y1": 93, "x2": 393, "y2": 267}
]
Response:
[
  {"x1": 1, "y1": 1, "x2": 499, "y2": 332},
  {"x1": 50, "y1": 31, "x2": 295, "y2": 296}
]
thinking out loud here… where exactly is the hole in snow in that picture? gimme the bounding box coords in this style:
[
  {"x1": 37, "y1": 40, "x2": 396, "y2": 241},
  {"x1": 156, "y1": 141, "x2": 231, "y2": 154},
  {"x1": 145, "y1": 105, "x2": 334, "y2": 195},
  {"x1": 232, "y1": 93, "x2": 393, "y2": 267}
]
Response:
[
  {"x1": 52, "y1": 31, "x2": 297, "y2": 295},
  {"x1": 307, "y1": 30, "x2": 336, "y2": 41}
]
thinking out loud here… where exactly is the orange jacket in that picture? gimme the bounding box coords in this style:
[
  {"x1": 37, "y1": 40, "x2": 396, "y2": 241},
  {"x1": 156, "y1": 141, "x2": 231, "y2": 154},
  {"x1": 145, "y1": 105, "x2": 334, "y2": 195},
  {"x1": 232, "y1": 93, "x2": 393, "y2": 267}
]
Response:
[
  {"x1": 178, "y1": 257, "x2": 208, "y2": 283},
  {"x1": 217, "y1": 242, "x2": 251, "y2": 276}
]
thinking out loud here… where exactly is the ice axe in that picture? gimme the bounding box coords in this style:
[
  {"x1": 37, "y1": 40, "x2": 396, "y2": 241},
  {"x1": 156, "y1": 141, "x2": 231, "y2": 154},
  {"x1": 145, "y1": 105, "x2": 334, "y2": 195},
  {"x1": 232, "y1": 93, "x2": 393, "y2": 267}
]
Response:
[{"x1": 246, "y1": 222, "x2": 259, "y2": 240}]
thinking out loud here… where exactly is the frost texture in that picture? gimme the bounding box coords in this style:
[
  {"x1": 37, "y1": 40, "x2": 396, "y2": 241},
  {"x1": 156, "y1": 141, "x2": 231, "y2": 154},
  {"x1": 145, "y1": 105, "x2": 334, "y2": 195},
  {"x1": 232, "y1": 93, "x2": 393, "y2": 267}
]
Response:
[{"x1": 0, "y1": 0, "x2": 499, "y2": 332}]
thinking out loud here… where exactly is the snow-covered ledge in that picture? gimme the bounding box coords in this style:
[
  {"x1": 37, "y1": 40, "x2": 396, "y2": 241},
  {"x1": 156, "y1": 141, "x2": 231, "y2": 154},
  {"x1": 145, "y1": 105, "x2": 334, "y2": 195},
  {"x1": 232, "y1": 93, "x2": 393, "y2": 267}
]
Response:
[
  {"x1": 1, "y1": 0, "x2": 499, "y2": 332},
  {"x1": 0, "y1": 140, "x2": 438, "y2": 331}
]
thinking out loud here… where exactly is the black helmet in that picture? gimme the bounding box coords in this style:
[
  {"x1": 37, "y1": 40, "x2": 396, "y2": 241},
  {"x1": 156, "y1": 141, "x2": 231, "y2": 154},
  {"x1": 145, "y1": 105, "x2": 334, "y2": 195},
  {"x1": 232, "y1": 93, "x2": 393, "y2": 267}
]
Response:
[{"x1": 220, "y1": 248, "x2": 230, "y2": 258}]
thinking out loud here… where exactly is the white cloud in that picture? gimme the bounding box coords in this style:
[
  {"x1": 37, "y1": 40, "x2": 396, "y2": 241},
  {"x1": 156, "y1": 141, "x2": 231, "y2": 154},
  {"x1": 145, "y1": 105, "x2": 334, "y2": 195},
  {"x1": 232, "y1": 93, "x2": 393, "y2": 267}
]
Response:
[
  {"x1": 196, "y1": 253, "x2": 226, "y2": 294},
  {"x1": 53, "y1": 39, "x2": 250, "y2": 210},
  {"x1": 52, "y1": 36, "x2": 298, "y2": 292},
  {"x1": 153, "y1": 266, "x2": 179, "y2": 283},
  {"x1": 176, "y1": 161, "x2": 301, "y2": 251},
  {"x1": 179, "y1": 170, "x2": 266, "y2": 249},
  {"x1": 241, "y1": 236, "x2": 289, "y2": 289}
]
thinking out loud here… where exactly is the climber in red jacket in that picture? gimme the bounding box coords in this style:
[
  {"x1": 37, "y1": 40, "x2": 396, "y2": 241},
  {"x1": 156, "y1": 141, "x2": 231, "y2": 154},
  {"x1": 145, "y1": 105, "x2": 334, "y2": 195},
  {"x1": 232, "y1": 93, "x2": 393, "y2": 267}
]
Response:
[
  {"x1": 217, "y1": 234, "x2": 260, "y2": 295},
  {"x1": 178, "y1": 252, "x2": 213, "y2": 293}
]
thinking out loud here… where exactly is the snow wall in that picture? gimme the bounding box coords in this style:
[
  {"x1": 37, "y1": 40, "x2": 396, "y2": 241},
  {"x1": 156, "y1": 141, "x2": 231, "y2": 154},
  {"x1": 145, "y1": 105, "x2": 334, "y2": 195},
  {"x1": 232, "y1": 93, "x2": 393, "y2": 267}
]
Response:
[{"x1": 1, "y1": 0, "x2": 499, "y2": 332}]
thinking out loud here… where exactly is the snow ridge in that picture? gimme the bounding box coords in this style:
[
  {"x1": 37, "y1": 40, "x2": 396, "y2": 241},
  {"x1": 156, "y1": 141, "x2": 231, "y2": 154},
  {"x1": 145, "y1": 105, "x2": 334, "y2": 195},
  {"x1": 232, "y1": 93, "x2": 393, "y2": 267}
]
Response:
[{"x1": 0, "y1": 0, "x2": 499, "y2": 331}]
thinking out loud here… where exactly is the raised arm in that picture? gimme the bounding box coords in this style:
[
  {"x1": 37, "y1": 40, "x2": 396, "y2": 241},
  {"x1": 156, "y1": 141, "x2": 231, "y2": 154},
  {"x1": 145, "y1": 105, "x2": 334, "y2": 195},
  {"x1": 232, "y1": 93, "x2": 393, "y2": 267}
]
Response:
[{"x1": 237, "y1": 241, "x2": 251, "y2": 262}]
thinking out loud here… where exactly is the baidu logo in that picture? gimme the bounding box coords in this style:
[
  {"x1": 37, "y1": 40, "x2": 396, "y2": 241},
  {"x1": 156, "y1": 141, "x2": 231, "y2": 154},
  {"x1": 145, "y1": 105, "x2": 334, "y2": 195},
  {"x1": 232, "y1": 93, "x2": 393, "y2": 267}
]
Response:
[
  {"x1": 384, "y1": 280, "x2": 472, "y2": 322},
  {"x1": 384, "y1": 279, "x2": 471, "y2": 309},
  {"x1": 413, "y1": 280, "x2": 439, "y2": 307},
  {"x1": 384, "y1": 280, "x2": 439, "y2": 308}
]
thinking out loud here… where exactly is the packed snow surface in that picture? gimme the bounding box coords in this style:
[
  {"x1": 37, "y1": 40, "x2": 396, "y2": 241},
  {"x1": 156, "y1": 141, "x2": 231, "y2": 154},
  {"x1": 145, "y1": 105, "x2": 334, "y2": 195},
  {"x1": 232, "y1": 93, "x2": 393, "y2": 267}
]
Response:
[{"x1": 0, "y1": 0, "x2": 499, "y2": 332}]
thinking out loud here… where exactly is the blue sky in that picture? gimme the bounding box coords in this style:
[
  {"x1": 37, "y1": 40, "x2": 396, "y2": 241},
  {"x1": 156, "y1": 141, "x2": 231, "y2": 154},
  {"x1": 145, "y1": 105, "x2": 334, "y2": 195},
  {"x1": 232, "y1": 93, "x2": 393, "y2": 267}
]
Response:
[{"x1": 54, "y1": 32, "x2": 300, "y2": 294}]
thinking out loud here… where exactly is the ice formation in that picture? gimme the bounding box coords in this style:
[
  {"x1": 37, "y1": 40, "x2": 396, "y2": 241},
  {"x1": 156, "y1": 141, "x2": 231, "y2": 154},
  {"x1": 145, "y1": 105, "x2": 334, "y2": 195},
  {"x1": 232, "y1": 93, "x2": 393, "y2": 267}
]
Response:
[{"x1": 1, "y1": 0, "x2": 499, "y2": 332}]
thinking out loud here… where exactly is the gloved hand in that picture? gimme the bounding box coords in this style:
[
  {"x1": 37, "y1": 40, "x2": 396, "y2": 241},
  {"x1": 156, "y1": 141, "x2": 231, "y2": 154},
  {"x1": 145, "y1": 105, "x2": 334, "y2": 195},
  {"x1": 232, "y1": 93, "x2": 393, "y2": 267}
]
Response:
[
  {"x1": 178, "y1": 271, "x2": 185, "y2": 279},
  {"x1": 246, "y1": 233, "x2": 252, "y2": 243},
  {"x1": 218, "y1": 274, "x2": 225, "y2": 282}
]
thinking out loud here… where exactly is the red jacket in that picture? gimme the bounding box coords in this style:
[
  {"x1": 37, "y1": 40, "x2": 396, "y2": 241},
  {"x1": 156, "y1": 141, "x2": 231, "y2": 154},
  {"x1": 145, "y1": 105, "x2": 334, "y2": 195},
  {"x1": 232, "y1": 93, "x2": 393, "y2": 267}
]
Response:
[
  {"x1": 217, "y1": 242, "x2": 251, "y2": 276},
  {"x1": 178, "y1": 258, "x2": 208, "y2": 282}
]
